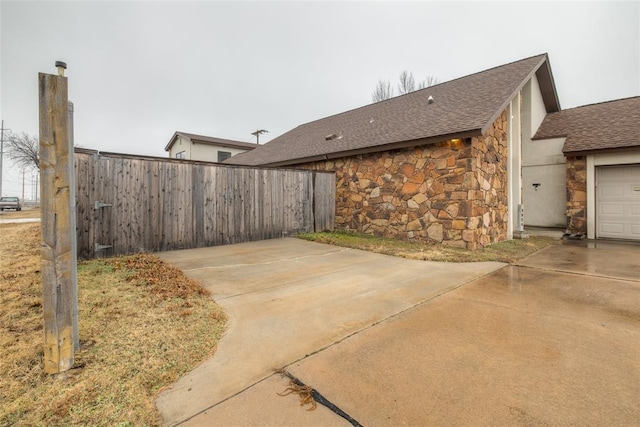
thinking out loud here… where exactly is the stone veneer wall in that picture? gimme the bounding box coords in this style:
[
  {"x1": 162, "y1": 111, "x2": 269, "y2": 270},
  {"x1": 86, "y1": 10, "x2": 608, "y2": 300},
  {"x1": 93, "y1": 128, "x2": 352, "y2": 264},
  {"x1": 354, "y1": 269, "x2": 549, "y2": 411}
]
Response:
[
  {"x1": 565, "y1": 156, "x2": 587, "y2": 234},
  {"x1": 299, "y1": 111, "x2": 509, "y2": 249}
]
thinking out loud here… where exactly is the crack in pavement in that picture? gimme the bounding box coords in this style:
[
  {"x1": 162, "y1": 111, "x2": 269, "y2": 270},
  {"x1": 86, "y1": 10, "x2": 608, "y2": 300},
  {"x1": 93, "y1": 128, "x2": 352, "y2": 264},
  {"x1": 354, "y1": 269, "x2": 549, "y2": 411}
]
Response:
[{"x1": 276, "y1": 369, "x2": 363, "y2": 427}]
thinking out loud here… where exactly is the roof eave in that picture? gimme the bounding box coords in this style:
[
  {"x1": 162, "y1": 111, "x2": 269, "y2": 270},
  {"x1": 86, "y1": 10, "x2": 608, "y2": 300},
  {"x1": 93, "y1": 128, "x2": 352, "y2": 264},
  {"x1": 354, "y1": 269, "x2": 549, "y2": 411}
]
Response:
[
  {"x1": 481, "y1": 54, "x2": 561, "y2": 135},
  {"x1": 164, "y1": 131, "x2": 181, "y2": 152},
  {"x1": 191, "y1": 139, "x2": 257, "y2": 151},
  {"x1": 563, "y1": 145, "x2": 640, "y2": 156},
  {"x1": 535, "y1": 56, "x2": 561, "y2": 113},
  {"x1": 260, "y1": 130, "x2": 482, "y2": 167}
]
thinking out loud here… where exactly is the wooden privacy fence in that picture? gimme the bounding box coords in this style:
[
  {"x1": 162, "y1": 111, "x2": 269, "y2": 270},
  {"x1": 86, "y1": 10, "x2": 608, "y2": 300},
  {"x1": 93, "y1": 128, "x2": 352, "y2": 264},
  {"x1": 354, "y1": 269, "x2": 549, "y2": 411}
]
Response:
[{"x1": 74, "y1": 149, "x2": 335, "y2": 259}]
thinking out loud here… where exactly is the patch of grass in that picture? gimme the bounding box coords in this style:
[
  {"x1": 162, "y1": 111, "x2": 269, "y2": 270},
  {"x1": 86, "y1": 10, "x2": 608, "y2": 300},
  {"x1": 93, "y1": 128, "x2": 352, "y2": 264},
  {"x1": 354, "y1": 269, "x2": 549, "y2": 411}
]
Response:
[
  {"x1": 297, "y1": 231, "x2": 556, "y2": 263},
  {"x1": 0, "y1": 223, "x2": 226, "y2": 426}
]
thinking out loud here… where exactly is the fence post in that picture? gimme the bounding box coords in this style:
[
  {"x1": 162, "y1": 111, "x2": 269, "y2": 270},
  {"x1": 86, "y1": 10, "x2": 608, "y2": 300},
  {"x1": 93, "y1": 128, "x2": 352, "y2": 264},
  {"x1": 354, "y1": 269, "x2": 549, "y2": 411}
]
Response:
[{"x1": 39, "y1": 62, "x2": 77, "y2": 374}]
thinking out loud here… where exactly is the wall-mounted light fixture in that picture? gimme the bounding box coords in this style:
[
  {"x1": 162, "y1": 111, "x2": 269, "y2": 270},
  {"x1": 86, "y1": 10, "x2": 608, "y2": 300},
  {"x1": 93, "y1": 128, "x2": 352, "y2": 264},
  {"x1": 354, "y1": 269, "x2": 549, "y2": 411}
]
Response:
[{"x1": 533, "y1": 183, "x2": 541, "y2": 191}]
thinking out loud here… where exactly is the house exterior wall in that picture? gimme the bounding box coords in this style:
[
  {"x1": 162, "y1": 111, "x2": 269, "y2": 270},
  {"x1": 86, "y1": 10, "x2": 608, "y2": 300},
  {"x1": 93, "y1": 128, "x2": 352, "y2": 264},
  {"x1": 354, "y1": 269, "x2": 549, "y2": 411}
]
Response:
[
  {"x1": 521, "y1": 76, "x2": 566, "y2": 227},
  {"x1": 168, "y1": 137, "x2": 252, "y2": 162},
  {"x1": 168, "y1": 135, "x2": 192, "y2": 159},
  {"x1": 299, "y1": 111, "x2": 509, "y2": 249},
  {"x1": 191, "y1": 144, "x2": 251, "y2": 163}
]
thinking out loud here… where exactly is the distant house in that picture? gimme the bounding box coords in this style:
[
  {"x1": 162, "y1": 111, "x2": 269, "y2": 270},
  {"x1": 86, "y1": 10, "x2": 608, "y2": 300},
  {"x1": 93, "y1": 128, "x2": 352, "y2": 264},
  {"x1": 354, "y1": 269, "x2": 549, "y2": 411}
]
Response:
[
  {"x1": 165, "y1": 131, "x2": 257, "y2": 163},
  {"x1": 534, "y1": 97, "x2": 640, "y2": 241}
]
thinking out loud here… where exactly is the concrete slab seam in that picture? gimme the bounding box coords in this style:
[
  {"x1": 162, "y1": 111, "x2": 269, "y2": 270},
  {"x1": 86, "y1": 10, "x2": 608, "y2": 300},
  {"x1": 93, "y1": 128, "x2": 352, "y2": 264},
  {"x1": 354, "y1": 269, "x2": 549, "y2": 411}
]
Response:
[
  {"x1": 215, "y1": 259, "x2": 375, "y2": 301},
  {"x1": 169, "y1": 374, "x2": 276, "y2": 426},
  {"x1": 276, "y1": 369, "x2": 363, "y2": 426},
  {"x1": 278, "y1": 263, "x2": 507, "y2": 370},
  {"x1": 513, "y1": 263, "x2": 640, "y2": 283},
  {"x1": 182, "y1": 248, "x2": 352, "y2": 272}
]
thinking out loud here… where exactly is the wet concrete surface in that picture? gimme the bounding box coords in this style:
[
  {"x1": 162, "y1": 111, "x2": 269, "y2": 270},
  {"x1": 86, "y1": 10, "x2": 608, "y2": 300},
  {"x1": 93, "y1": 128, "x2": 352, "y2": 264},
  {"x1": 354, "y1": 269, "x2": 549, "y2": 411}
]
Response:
[
  {"x1": 287, "y1": 263, "x2": 640, "y2": 425},
  {"x1": 518, "y1": 240, "x2": 640, "y2": 281},
  {"x1": 157, "y1": 239, "x2": 640, "y2": 426}
]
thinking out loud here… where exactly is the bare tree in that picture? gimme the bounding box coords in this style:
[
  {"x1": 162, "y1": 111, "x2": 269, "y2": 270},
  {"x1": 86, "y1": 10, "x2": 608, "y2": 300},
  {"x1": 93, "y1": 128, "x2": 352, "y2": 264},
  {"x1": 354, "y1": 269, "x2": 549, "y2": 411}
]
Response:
[
  {"x1": 417, "y1": 75, "x2": 439, "y2": 90},
  {"x1": 372, "y1": 72, "x2": 439, "y2": 102},
  {"x1": 371, "y1": 80, "x2": 395, "y2": 102},
  {"x1": 6, "y1": 132, "x2": 39, "y2": 171},
  {"x1": 397, "y1": 70, "x2": 416, "y2": 95}
]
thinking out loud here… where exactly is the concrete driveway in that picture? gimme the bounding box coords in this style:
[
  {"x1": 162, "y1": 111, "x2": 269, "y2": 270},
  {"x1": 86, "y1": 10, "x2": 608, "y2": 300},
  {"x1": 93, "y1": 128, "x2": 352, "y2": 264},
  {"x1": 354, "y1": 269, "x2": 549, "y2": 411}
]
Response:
[
  {"x1": 155, "y1": 239, "x2": 640, "y2": 426},
  {"x1": 154, "y1": 238, "x2": 504, "y2": 425}
]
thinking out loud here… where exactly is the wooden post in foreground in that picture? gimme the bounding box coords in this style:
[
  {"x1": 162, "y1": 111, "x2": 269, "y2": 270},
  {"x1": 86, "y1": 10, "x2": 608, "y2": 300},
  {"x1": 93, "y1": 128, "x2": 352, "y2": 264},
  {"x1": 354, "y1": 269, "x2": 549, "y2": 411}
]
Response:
[{"x1": 39, "y1": 63, "x2": 77, "y2": 374}]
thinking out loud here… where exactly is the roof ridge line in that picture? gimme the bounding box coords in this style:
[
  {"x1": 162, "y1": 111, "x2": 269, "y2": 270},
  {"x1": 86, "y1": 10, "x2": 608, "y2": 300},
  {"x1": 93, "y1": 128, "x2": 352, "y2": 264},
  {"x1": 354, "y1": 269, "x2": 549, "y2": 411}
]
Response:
[{"x1": 287, "y1": 53, "x2": 549, "y2": 131}]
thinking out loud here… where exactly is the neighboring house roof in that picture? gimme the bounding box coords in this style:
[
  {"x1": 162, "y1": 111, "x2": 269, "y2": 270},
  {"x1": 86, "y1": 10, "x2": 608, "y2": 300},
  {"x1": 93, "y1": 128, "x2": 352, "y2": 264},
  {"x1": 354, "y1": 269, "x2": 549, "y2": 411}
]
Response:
[
  {"x1": 533, "y1": 96, "x2": 640, "y2": 154},
  {"x1": 164, "y1": 131, "x2": 258, "y2": 152},
  {"x1": 227, "y1": 53, "x2": 559, "y2": 167}
]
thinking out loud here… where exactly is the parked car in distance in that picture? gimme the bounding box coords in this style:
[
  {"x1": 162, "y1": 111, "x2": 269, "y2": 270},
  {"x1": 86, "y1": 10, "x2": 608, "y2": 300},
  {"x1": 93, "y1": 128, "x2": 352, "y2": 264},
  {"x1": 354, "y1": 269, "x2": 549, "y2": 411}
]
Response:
[{"x1": 0, "y1": 197, "x2": 22, "y2": 211}]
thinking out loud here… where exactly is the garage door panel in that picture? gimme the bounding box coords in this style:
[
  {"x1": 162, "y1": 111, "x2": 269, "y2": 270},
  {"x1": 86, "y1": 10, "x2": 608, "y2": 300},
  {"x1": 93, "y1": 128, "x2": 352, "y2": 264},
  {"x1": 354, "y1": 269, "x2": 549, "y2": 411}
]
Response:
[
  {"x1": 600, "y1": 185, "x2": 624, "y2": 197},
  {"x1": 597, "y1": 165, "x2": 640, "y2": 241},
  {"x1": 599, "y1": 203, "x2": 624, "y2": 215},
  {"x1": 599, "y1": 223, "x2": 624, "y2": 235}
]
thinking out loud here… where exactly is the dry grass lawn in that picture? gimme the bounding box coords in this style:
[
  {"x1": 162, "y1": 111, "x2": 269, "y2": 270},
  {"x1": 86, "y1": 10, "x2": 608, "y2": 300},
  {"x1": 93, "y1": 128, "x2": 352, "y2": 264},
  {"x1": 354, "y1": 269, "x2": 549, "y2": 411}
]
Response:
[
  {"x1": 0, "y1": 206, "x2": 41, "y2": 219},
  {"x1": 0, "y1": 222, "x2": 226, "y2": 426},
  {"x1": 298, "y1": 231, "x2": 557, "y2": 263}
]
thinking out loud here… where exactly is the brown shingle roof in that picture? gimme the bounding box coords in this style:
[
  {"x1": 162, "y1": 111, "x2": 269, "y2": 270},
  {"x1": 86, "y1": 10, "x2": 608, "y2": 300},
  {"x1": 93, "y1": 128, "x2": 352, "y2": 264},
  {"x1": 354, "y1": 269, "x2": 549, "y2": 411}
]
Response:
[
  {"x1": 227, "y1": 54, "x2": 558, "y2": 166},
  {"x1": 164, "y1": 131, "x2": 257, "y2": 152},
  {"x1": 533, "y1": 96, "x2": 640, "y2": 154}
]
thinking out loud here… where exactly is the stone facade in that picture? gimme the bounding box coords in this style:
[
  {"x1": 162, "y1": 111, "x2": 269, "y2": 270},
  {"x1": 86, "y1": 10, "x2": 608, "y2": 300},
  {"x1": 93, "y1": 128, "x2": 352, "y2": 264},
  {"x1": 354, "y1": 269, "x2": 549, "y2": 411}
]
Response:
[
  {"x1": 565, "y1": 156, "x2": 587, "y2": 234},
  {"x1": 299, "y1": 111, "x2": 509, "y2": 249}
]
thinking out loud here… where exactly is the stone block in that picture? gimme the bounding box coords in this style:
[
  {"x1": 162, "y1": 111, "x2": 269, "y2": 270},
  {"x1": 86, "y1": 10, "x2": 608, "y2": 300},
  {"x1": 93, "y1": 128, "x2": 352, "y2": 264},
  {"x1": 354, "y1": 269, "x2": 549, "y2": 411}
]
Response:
[
  {"x1": 399, "y1": 162, "x2": 415, "y2": 176},
  {"x1": 408, "y1": 171, "x2": 426, "y2": 184},
  {"x1": 452, "y1": 219, "x2": 466, "y2": 230},
  {"x1": 443, "y1": 239, "x2": 466, "y2": 248},
  {"x1": 435, "y1": 158, "x2": 448, "y2": 170},
  {"x1": 427, "y1": 223, "x2": 444, "y2": 242},
  {"x1": 412, "y1": 193, "x2": 428, "y2": 205},
  {"x1": 462, "y1": 229, "x2": 476, "y2": 242},
  {"x1": 483, "y1": 212, "x2": 491, "y2": 227},
  {"x1": 407, "y1": 218, "x2": 424, "y2": 231},
  {"x1": 467, "y1": 216, "x2": 480, "y2": 230},
  {"x1": 445, "y1": 203, "x2": 459, "y2": 218},
  {"x1": 358, "y1": 179, "x2": 371, "y2": 189},
  {"x1": 402, "y1": 182, "x2": 420, "y2": 195}
]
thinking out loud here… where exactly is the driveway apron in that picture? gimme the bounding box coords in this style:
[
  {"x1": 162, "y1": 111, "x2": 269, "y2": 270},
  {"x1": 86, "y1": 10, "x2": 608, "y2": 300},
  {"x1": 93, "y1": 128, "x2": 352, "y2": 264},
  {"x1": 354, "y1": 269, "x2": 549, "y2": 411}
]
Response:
[
  {"x1": 154, "y1": 238, "x2": 504, "y2": 425},
  {"x1": 278, "y1": 241, "x2": 639, "y2": 426}
]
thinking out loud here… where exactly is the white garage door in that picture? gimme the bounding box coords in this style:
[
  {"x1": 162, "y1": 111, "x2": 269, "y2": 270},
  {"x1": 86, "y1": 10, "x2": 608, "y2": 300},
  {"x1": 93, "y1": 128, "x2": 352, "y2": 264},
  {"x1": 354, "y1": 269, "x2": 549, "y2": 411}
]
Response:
[{"x1": 596, "y1": 165, "x2": 640, "y2": 240}]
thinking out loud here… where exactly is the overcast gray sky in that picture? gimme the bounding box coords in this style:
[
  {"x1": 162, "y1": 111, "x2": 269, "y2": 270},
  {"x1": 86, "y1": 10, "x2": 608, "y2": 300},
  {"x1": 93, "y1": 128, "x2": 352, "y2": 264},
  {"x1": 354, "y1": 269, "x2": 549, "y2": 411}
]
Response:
[{"x1": 1, "y1": 1, "x2": 639, "y2": 197}]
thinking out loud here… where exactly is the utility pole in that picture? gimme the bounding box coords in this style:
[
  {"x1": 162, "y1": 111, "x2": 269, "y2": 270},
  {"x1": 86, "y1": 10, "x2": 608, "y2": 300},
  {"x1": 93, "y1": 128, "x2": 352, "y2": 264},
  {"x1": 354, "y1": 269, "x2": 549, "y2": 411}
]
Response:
[
  {"x1": 251, "y1": 129, "x2": 268, "y2": 145},
  {"x1": 22, "y1": 169, "x2": 25, "y2": 201},
  {"x1": 0, "y1": 120, "x2": 11, "y2": 197}
]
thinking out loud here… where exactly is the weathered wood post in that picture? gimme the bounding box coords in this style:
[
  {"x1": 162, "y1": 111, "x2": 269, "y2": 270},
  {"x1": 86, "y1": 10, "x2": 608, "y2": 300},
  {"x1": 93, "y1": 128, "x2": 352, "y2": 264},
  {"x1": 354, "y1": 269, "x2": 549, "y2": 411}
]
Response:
[{"x1": 39, "y1": 61, "x2": 78, "y2": 374}]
